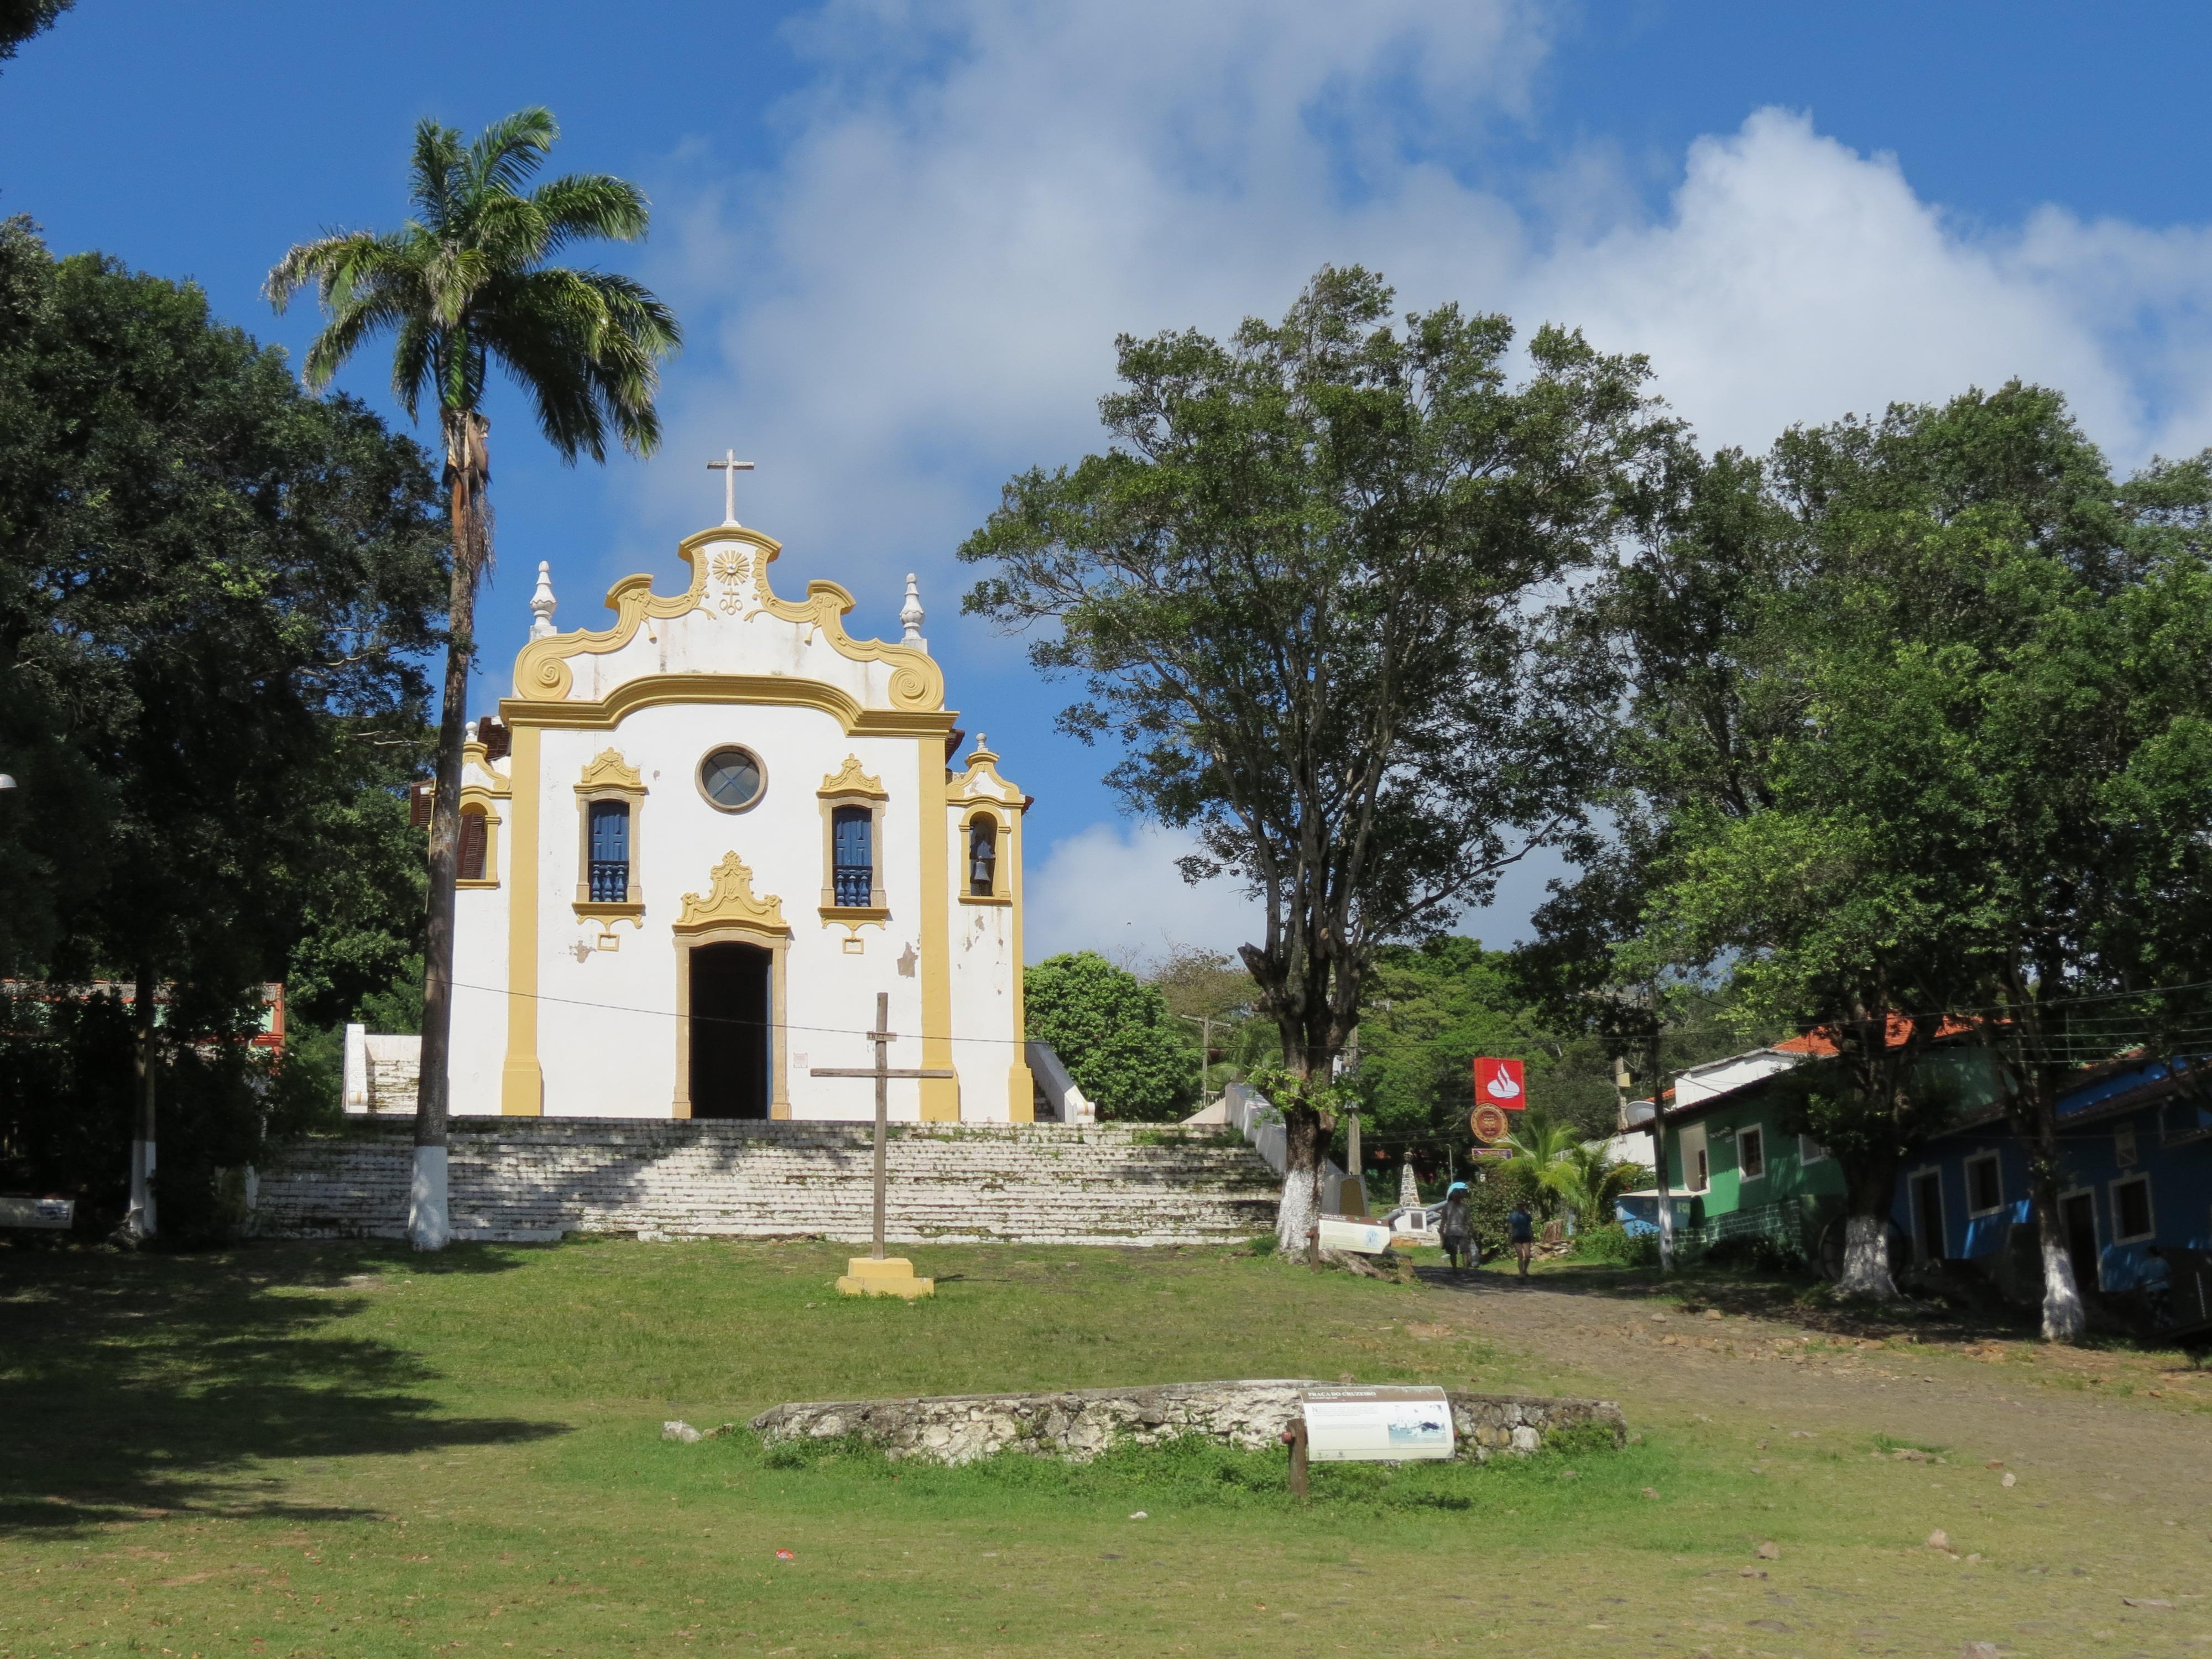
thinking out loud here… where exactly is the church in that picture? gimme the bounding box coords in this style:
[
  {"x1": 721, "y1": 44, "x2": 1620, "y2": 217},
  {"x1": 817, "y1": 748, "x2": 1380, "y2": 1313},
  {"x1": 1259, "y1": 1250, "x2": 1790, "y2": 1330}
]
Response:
[{"x1": 439, "y1": 495, "x2": 1036, "y2": 1123}]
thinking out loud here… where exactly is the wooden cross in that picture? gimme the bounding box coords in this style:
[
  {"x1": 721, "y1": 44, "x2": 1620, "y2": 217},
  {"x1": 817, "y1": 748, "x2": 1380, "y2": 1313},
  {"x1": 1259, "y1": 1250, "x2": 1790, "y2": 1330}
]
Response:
[
  {"x1": 706, "y1": 449, "x2": 755, "y2": 525},
  {"x1": 809, "y1": 992, "x2": 955, "y2": 1260}
]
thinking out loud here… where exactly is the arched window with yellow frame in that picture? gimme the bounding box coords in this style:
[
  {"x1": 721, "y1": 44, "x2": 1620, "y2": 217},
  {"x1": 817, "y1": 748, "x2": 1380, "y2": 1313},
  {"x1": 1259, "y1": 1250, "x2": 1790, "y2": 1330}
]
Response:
[{"x1": 959, "y1": 805, "x2": 1011, "y2": 905}]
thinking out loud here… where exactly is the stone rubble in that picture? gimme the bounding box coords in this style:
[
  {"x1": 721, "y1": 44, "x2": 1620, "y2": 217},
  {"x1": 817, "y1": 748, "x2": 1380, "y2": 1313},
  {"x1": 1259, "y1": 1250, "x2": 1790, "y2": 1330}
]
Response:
[{"x1": 748, "y1": 1379, "x2": 1627, "y2": 1466}]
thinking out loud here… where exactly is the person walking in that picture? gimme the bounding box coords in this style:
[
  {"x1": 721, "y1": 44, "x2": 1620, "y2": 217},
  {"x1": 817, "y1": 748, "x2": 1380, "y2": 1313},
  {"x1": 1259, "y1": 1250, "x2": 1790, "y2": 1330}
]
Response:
[
  {"x1": 2142, "y1": 1246, "x2": 2174, "y2": 1329},
  {"x1": 1439, "y1": 1181, "x2": 1474, "y2": 1273},
  {"x1": 1507, "y1": 1201, "x2": 1536, "y2": 1277}
]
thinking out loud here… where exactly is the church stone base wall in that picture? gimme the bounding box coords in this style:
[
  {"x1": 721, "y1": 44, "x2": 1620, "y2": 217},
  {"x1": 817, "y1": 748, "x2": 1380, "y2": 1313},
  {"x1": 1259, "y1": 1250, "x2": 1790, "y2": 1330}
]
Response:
[{"x1": 250, "y1": 1120, "x2": 1279, "y2": 1247}]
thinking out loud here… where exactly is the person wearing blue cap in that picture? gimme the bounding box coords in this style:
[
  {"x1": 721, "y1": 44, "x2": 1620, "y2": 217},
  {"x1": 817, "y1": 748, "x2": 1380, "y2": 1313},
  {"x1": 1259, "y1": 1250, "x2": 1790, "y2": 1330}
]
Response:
[{"x1": 1439, "y1": 1181, "x2": 1474, "y2": 1273}]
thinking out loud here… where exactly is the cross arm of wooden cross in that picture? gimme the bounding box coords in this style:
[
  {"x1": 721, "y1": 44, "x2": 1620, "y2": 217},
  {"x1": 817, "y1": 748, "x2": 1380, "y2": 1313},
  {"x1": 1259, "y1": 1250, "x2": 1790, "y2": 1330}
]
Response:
[{"x1": 809, "y1": 1067, "x2": 957, "y2": 1079}]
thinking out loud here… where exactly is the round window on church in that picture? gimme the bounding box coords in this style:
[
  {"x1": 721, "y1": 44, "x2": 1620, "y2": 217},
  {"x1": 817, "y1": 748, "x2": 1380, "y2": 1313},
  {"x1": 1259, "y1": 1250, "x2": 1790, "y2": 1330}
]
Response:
[{"x1": 698, "y1": 745, "x2": 766, "y2": 812}]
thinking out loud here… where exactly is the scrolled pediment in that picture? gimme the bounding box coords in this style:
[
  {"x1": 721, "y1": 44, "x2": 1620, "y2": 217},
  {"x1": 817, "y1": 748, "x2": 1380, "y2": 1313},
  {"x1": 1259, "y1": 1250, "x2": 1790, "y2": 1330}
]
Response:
[
  {"x1": 675, "y1": 852, "x2": 790, "y2": 936},
  {"x1": 575, "y1": 748, "x2": 645, "y2": 793},
  {"x1": 818, "y1": 754, "x2": 889, "y2": 798}
]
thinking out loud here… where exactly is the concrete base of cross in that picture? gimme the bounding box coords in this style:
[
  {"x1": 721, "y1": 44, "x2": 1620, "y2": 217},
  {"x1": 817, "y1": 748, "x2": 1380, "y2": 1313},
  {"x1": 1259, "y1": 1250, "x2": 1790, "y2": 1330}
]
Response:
[{"x1": 836, "y1": 1255, "x2": 935, "y2": 1298}]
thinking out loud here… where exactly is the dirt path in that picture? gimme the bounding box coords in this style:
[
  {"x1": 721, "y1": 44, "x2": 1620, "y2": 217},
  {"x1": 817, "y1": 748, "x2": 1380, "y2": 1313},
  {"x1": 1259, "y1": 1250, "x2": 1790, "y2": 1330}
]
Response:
[{"x1": 1411, "y1": 1264, "x2": 2212, "y2": 1515}]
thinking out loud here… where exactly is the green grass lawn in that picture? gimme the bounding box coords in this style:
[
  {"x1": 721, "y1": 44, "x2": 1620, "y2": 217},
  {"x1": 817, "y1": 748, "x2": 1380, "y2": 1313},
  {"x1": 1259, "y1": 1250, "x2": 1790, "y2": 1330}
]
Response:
[{"x1": 3, "y1": 1238, "x2": 2206, "y2": 1656}]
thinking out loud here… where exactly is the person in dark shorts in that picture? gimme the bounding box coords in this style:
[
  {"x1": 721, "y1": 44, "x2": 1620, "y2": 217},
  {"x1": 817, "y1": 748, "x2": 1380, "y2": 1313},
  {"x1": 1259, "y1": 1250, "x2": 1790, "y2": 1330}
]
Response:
[
  {"x1": 1507, "y1": 1202, "x2": 1535, "y2": 1276},
  {"x1": 2142, "y1": 1246, "x2": 2174, "y2": 1328},
  {"x1": 1439, "y1": 1181, "x2": 1474, "y2": 1272}
]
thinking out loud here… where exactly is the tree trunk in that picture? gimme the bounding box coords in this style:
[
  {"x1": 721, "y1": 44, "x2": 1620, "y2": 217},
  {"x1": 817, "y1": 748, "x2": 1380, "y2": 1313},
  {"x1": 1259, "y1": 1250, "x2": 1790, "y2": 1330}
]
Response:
[
  {"x1": 1276, "y1": 1101, "x2": 1326, "y2": 1254},
  {"x1": 1835, "y1": 1158, "x2": 1900, "y2": 1300},
  {"x1": 122, "y1": 963, "x2": 158, "y2": 1241},
  {"x1": 2023, "y1": 1073, "x2": 2086, "y2": 1343},
  {"x1": 1646, "y1": 1034, "x2": 1672, "y2": 1271},
  {"x1": 412, "y1": 410, "x2": 488, "y2": 1252}
]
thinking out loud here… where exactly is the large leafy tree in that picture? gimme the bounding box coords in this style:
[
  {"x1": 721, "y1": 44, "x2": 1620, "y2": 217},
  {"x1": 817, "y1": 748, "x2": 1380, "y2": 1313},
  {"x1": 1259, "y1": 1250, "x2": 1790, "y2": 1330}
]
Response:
[
  {"x1": 1025, "y1": 951, "x2": 1196, "y2": 1121},
  {"x1": 1602, "y1": 384, "x2": 2212, "y2": 1319},
  {"x1": 963, "y1": 267, "x2": 1666, "y2": 1248},
  {"x1": 0, "y1": 218, "x2": 446, "y2": 1235},
  {"x1": 269, "y1": 108, "x2": 680, "y2": 1249}
]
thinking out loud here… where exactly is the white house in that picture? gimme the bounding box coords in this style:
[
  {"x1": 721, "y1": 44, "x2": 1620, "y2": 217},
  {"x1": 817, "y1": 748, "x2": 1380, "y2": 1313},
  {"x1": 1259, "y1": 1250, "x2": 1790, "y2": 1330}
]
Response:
[{"x1": 436, "y1": 510, "x2": 1036, "y2": 1123}]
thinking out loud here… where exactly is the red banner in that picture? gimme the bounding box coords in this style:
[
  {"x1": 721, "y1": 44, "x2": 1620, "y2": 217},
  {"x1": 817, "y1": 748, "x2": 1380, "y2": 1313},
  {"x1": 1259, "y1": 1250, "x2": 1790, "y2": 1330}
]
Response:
[{"x1": 1473, "y1": 1056, "x2": 1526, "y2": 1110}]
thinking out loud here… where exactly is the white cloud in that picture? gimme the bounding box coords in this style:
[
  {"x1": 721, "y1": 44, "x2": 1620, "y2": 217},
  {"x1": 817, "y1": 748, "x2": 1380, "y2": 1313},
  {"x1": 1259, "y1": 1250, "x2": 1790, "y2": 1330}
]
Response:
[
  {"x1": 628, "y1": 1, "x2": 2212, "y2": 950},
  {"x1": 1529, "y1": 109, "x2": 2212, "y2": 461},
  {"x1": 1020, "y1": 818, "x2": 1573, "y2": 966},
  {"x1": 1021, "y1": 820, "x2": 1258, "y2": 966},
  {"x1": 641, "y1": 5, "x2": 2212, "y2": 593}
]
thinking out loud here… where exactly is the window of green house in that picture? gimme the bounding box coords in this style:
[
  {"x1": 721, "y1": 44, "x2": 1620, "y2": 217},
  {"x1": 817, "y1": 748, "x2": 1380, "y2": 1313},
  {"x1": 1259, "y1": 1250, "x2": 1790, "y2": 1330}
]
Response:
[{"x1": 1737, "y1": 1124, "x2": 1766, "y2": 1181}]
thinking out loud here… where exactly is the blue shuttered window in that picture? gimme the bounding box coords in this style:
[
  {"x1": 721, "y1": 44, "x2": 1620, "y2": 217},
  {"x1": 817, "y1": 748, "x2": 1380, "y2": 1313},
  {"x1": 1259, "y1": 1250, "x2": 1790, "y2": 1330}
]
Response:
[
  {"x1": 832, "y1": 806, "x2": 873, "y2": 907},
  {"x1": 588, "y1": 801, "x2": 630, "y2": 901}
]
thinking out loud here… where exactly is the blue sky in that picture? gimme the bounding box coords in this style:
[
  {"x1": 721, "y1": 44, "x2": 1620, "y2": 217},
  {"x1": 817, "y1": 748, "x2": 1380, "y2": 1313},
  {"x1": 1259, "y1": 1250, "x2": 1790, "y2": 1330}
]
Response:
[{"x1": 7, "y1": 1, "x2": 2211, "y2": 962}]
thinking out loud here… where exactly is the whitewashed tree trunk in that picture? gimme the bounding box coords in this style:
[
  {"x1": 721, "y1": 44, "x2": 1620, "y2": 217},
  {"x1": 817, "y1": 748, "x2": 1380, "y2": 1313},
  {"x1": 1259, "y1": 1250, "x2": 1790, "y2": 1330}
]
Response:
[
  {"x1": 1837, "y1": 1212, "x2": 1897, "y2": 1299},
  {"x1": 408, "y1": 1144, "x2": 451, "y2": 1251},
  {"x1": 2038, "y1": 1233, "x2": 2086, "y2": 1343},
  {"x1": 1276, "y1": 1164, "x2": 1320, "y2": 1254}
]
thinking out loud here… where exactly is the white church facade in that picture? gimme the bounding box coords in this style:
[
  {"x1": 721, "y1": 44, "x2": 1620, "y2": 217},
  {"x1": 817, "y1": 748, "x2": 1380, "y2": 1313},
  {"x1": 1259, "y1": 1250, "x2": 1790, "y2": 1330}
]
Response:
[{"x1": 433, "y1": 509, "x2": 1040, "y2": 1123}]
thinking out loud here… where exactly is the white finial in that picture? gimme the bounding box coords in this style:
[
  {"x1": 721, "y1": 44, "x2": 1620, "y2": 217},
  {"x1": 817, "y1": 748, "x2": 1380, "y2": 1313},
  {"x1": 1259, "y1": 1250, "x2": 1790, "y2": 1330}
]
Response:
[
  {"x1": 900, "y1": 572, "x2": 926, "y2": 648},
  {"x1": 707, "y1": 449, "x2": 755, "y2": 525},
  {"x1": 530, "y1": 560, "x2": 557, "y2": 638},
  {"x1": 465, "y1": 720, "x2": 478, "y2": 745}
]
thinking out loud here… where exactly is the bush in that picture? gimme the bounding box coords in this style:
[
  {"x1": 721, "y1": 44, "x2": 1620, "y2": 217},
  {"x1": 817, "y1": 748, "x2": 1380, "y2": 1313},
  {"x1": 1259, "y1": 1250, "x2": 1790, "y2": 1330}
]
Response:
[
  {"x1": 1703, "y1": 1231, "x2": 1808, "y2": 1274},
  {"x1": 1569, "y1": 1224, "x2": 1659, "y2": 1267},
  {"x1": 1024, "y1": 952, "x2": 1196, "y2": 1121},
  {"x1": 1540, "y1": 1420, "x2": 1624, "y2": 1459},
  {"x1": 1469, "y1": 1157, "x2": 1540, "y2": 1256}
]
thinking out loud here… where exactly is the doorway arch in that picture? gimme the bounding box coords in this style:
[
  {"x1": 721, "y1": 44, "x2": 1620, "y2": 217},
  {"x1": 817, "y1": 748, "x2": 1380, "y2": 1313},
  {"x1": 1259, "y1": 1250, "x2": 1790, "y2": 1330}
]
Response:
[
  {"x1": 687, "y1": 941, "x2": 772, "y2": 1119},
  {"x1": 674, "y1": 930, "x2": 789, "y2": 1118}
]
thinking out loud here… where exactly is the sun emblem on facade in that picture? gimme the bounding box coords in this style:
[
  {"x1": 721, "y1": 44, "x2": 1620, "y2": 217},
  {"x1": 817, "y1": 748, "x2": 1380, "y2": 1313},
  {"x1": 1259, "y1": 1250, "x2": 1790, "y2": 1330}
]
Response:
[{"x1": 711, "y1": 549, "x2": 750, "y2": 613}]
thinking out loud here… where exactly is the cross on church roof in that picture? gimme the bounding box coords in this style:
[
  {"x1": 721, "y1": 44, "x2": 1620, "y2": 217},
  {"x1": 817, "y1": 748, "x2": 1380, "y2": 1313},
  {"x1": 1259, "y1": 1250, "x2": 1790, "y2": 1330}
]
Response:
[{"x1": 707, "y1": 449, "x2": 755, "y2": 525}]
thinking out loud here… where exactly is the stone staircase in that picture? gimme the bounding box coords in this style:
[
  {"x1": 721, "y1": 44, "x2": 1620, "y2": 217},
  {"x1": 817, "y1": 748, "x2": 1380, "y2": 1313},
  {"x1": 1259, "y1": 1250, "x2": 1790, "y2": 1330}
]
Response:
[{"x1": 250, "y1": 1119, "x2": 1281, "y2": 1246}]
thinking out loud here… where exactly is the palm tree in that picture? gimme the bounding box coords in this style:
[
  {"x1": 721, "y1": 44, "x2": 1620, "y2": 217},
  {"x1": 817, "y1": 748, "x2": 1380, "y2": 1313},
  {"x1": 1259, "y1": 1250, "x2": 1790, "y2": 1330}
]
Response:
[
  {"x1": 269, "y1": 108, "x2": 680, "y2": 1249},
  {"x1": 1501, "y1": 1108, "x2": 1579, "y2": 1231},
  {"x1": 1543, "y1": 1141, "x2": 1640, "y2": 1234}
]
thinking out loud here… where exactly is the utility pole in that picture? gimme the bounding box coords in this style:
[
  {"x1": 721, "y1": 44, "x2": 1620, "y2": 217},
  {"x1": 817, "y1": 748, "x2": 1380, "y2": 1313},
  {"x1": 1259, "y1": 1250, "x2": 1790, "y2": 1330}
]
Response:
[
  {"x1": 1620, "y1": 997, "x2": 1674, "y2": 1272},
  {"x1": 1176, "y1": 1012, "x2": 1220, "y2": 1110}
]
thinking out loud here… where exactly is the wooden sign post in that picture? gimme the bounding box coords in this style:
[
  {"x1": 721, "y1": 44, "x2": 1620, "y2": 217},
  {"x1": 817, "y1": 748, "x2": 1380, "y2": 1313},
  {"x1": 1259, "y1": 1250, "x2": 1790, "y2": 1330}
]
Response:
[{"x1": 810, "y1": 991, "x2": 954, "y2": 1298}]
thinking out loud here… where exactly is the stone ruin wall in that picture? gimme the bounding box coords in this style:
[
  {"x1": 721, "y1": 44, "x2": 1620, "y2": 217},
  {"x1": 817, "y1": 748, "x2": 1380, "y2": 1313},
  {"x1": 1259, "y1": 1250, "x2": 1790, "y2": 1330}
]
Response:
[{"x1": 748, "y1": 1379, "x2": 1627, "y2": 1465}]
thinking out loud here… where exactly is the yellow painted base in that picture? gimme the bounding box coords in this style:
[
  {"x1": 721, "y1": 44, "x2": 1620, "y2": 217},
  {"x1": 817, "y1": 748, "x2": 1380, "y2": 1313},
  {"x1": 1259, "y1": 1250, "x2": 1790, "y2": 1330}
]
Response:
[{"x1": 836, "y1": 1256, "x2": 935, "y2": 1298}]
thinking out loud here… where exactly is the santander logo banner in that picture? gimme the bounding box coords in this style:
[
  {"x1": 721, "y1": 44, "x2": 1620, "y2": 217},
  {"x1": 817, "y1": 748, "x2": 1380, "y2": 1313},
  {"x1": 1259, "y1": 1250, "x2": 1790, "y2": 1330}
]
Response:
[{"x1": 1474, "y1": 1056, "x2": 1526, "y2": 1110}]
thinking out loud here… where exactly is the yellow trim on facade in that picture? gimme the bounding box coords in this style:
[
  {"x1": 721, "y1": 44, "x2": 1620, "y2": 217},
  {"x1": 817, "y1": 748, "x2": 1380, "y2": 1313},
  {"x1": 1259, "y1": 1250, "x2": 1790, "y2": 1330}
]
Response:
[
  {"x1": 573, "y1": 747, "x2": 649, "y2": 915},
  {"x1": 499, "y1": 722, "x2": 544, "y2": 1117},
  {"x1": 1004, "y1": 797, "x2": 1033, "y2": 1120},
  {"x1": 511, "y1": 526, "x2": 945, "y2": 713},
  {"x1": 500, "y1": 672, "x2": 954, "y2": 740},
  {"x1": 457, "y1": 787, "x2": 503, "y2": 889},
  {"x1": 670, "y1": 922, "x2": 791, "y2": 1121},
  {"x1": 957, "y1": 804, "x2": 1012, "y2": 905},
  {"x1": 461, "y1": 738, "x2": 513, "y2": 796},
  {"x1": 916, "y1": 735, "x2": 959, "y2": 1120},
  {"x1": 818, "y1": 754, "x2": 888, "y2": 797},
  {"x1": 675, "y1": 852, "x2": 791, "y2": 936},
  {"x1": 575, "y1": 748, "x2": 644, "y2": 792}
]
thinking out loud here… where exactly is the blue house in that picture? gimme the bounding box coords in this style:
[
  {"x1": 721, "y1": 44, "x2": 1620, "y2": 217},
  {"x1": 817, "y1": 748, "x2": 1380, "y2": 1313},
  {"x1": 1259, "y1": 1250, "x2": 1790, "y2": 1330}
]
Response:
[{"x1": 1893, "y1": 1057, "x2": 2212, "y2": 1329}]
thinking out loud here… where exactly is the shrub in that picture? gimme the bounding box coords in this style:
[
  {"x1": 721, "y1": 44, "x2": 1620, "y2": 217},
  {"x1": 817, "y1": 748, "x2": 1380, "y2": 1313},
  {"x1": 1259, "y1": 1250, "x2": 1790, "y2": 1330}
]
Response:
[
  {"x1": 1570, "y1": 1224, "x2": 1658, "y2": 1267},
  {"x1": 1703, "y1": 1231, "x2": 1807, "y2": 1274},
  {"x1": 1541, "y1": 1420, "x2": 1623, "y2": 1458},
  {"x1": 1024, "y1": 952, "x2": 1196, "y2": 1121}
]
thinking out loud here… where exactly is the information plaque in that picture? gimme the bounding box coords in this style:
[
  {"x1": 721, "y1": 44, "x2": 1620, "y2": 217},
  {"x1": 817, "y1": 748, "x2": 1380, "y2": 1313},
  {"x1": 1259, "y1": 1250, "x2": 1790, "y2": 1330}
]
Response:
[
  {"x1": 1301, "y1": 1385, "x2": 1455, "y2": 1462},
  {"x1": 1316, "y1": 1217, "x2": 1394, "y2": 1255}
]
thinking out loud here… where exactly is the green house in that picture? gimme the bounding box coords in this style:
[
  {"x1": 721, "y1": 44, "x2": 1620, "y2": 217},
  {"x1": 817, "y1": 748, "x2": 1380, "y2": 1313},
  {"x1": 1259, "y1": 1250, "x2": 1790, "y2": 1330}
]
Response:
[{"x1": 1648, "y1": 1038, "x2": 2002, "y2": 1261}]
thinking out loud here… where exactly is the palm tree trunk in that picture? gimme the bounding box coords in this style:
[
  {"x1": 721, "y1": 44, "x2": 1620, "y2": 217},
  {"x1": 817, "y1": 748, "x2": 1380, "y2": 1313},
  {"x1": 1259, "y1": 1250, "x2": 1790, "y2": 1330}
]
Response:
[
  {"x1": 411, "y1": 409, "x2": 488, "y2": 1251},
  {"x1": 122, "y1": 962, "x2": 158, "y2": 1241}
]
